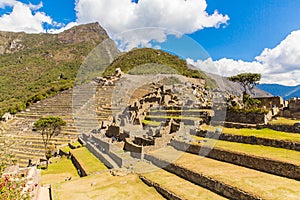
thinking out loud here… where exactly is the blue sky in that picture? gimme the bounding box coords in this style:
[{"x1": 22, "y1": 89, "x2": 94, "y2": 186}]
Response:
[
  {"x1": 198, "y1": 0, "x2": 300, "y2": 61},
  {"x1": 0, "y1": 0, "x2": 300, "y2": 85}
]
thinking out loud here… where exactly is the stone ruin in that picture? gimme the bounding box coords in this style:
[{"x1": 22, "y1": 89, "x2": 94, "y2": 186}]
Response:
[{"x1": 88, "y1": 78, "x2": 215, "y2": 159}]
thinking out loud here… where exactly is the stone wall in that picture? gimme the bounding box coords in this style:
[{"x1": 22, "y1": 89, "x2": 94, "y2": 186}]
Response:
[
  {"x1": 108, "y1": 150, "x2": 124, "y2": 167},
  {"x1": 225, "y1": 110, "x2": 267, "y2": 124},
  {"x1": 170, "y1": 140, "x2": 300, "y2": 180},
  {"x1": 254, "y1": 96, "x2": 284, "y2": 108},
  {"x1": 139, "y1": 175, "x2": 183, "y2": 200},
  {"x1": 70, "y1": 153, "x2": 87, "y2": 177},
  {"x1": 90, "y1": 135, "x2": 111, "y2": 153},
  {"x1": 144, "y1": 154, "x2": 260, "y2": 200},
  {"x1": 289, "y1": 98, "x2": 300, "y2": 112},
  {"x1": 267, "y1": 124, "x2": 300, "y2": 134},
  {"x1": 124, "y1": 138, "x2": 143, "y2": 153},
  {"x1": 195, "y1": 131, "x2": 300, "y2": 151},
  {"x1": 85, "y1": 141, "x2": 116, "y2": 168}
]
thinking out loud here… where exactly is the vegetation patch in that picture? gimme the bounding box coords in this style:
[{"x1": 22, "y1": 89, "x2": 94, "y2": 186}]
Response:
[
  {"x1": 269, "y1": 117, "x2": 300, "y2": 125},
  {"x1": 103, "y1": 48, "x2": 216, "y2": 88},
  {"x1": 221, "y1": 127, "x2": 300, "y2": 143},
  {"x1": 40, "y1": 157, "x2": 79, "y2": 185},
  {"x1": 70, "y1": 147, "x2": 108, "y2": 175}
]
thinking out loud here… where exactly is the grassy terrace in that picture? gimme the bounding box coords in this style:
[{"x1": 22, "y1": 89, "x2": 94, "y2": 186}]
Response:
[
  {"x1": 41, "y1": 157, "x2": 80, "y2": 185},
  {"x1": 56, "y1": 172, "x2": 164, "y2": 200},
  {"x1": 221, "y1": 127, "x2": 300, "y2": 143},
  {"x1": 269, "y1": 117, "x2": 300, "y2": 125},
  {"x1": 150, "y1": 147, "x2": 300, "y2": 199},
  {"x1": 191, "y1": 136, "x2": 300, "y2": 165},
  {"x1": 141, "y1": 120, "x2": 161, "y2": 126},
  {"x1": 70, "y1": 147, "x2": 108, "y2": 175},
  {"x1": 141, "y1": 169, "x2": 227, "y2": 200}
]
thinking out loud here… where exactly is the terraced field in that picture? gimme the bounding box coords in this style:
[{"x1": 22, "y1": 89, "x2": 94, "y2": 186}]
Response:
[
  {"x1": 3, "y1": 73, "x2": 300, "y2": 199},
  {"x1": 2, "y1": 82, "x2": 117, "y2": 167},
  {"x1": 145, "y1": 146, "x2": 300, "y2": 200}
]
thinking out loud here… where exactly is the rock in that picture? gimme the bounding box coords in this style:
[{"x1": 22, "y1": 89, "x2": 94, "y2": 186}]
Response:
[
  {"x1": 1, "y1": 112, "x2": 12, "y2": 122},
  {"x1": 115, "y1": 67, "x2": 123, "y2": 78}
]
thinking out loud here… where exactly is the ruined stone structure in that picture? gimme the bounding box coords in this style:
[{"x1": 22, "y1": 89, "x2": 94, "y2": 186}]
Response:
[{"x1": 254, "y1": 96, "x2": 285, "y2": 108}]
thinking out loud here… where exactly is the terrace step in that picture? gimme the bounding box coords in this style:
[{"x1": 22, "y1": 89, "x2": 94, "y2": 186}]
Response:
[
  {"x1": 146, "y1": 146, "x2": 300, "y2": 200},
  {"x1": 138, "y1": 163, "x2": 227, "y2": 200}
]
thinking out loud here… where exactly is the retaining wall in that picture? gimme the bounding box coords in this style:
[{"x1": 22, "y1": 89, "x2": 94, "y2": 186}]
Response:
[
  {"x1": 139, "y1": 175, "x2": 183, "y2": 200},
  {"x1": 170, "y1": 140, "x2": 300, "y2": 181},
  {"x1": 144, "y1": 154, "x2": 260, "y2": 200},
  {"x1": 70, "y1": 153, "x2": 87, "y2": 177},
  {"x1": 85, "y1": 142, "x2": 115, "y2": 168},
  {"x1": 225, "y1": 111, "x2": 266, "y2": 124},
  {"x1": 267, "y1": 124, "x2": 300, "y2": 134}
]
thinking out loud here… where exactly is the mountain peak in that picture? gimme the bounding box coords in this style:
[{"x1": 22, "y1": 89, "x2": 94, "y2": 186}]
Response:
[{"x1": 57, "y1": 22, "x2": 109, "y2": 45}]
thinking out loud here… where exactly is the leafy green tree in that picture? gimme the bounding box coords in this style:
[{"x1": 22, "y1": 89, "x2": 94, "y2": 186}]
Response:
[
  {"x1": 228, "y1": 73, "x2": 261, "y2": 96},
  {"x1": 33, "y1": 117, "x2": 66, "y2": 169}
]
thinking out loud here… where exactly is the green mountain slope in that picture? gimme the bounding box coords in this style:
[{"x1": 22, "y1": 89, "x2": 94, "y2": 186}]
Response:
[
  {"x1": 103, "y1": 48, "x2": 215, "y2": 88},
  {"x1": 0, "y1": 22, "x2": 117, "y2": 116}
]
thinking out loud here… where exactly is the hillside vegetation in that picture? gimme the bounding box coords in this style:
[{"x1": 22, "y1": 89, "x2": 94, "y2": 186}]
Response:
[
  {"x1": 103, "y1": 48, "x2": 216, "y2": 88},
  {"x1": 0, "y1": 22, "x2": 115, "y2": 116},
  {"x1": 0, "y1": 23, "x2": 216, "y2": 117}
]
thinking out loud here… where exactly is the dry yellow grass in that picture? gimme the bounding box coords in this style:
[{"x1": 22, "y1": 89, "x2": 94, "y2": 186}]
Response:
[
  {"x1": 141, "y1": 169, "x2": 227, "y2": 200},
  {"x1": 150, "y1": 146, "x2": 300, "y2": 200},
  {"x1": 56, "y1": 172, "x2": 164, "y2": 200},
  {"x1": 192, "y1": 135, "x2": 300, "y2": 165}
]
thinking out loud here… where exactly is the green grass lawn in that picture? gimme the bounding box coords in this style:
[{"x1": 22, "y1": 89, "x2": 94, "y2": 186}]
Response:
[
  {"x1": 191, "y1": 136, "x2": 300, "y2": 165},
  {"x1": 221, "y1": 127, "x2": 300, "y2": 143},
  {"x1": 41, "y1": 157, "x2": 79, "y2": 185},
  {"x1": 69, "y1": 140, "x2": 82, "y2": 148},
  {"x1": 141, "y1": 120, "x2": 161, "y2": 126},
  {"x1": 269, "y1": 117, "x2": 300, "y2": 125},
  {"x1": 60, "y1": 145, "x2": 71, "y2": 154},
  {"x1": 70, "y1": 147, "x2": 108, "y2": 175}
]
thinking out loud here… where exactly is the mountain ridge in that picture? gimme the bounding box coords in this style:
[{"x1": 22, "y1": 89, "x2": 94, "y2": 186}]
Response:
[{"x1": 257, "y1": 84, "x2": 300, "y2": 100}]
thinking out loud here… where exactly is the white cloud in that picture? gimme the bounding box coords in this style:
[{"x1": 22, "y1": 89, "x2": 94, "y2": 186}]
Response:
[
  {"x1": 256, "y1": 30, "x2": 300, "y2": 74},
  {"x1": 0, "y1": 1, "x2": 52, "y2": 33},
  {"x1": 74, "y1": 0, "x2": 229, "y2": 50},
  {"x1": 48, "y1": 22, "x2": 78, "y2": 34},
  {"x1": 28, "y1": 2, "x2": 43, "y2": 11},
  {"x1": 187, "y1": 57, "x2": 264, "y2": 76},
  {"x1": 188, "y1": 30, "x2": 300, "y2": 86},
  {"x1": 0, "y1": 0, "x2": 17, "y2": 8}
]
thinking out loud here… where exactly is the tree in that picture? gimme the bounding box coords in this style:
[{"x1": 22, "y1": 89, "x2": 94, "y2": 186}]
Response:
[
  {"x1": 228, "y1": 73, "x2": 262, "y2": 109},
  {"x1": 33, "y1": 116, "x2": 66, "y2": 169},
  {"x1": 228, "y1": 73, "x2": 261, "y2": 96}
]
